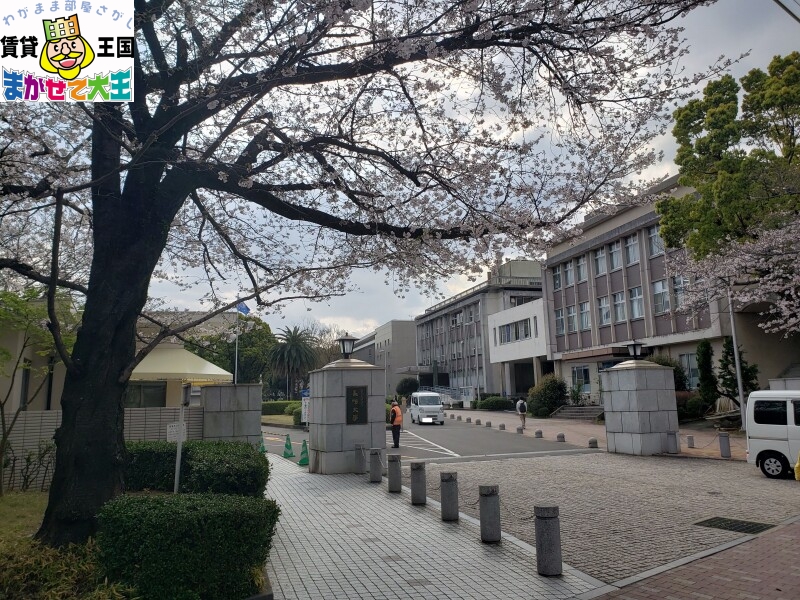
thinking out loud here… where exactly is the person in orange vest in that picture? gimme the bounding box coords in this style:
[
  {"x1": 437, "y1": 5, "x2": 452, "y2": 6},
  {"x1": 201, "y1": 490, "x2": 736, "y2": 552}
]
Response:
[{"x1": 390, "y1": 400, "x2": 403, "y2": 448}]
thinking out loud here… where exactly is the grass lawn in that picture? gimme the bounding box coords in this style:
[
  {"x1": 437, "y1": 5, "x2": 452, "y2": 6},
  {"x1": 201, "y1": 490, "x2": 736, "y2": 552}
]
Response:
[
  {"x1": 261, "y1": 414, "x2": 295, "y2": 426},
  {"x1": 0, "y1": 491, "x2": 47, "y2": 540}
]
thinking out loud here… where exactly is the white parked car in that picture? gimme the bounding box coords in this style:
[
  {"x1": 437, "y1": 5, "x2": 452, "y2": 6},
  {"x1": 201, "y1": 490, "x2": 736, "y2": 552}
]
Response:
[
  {"x1": 746, "y1": 390, "x2": 800, "y2": 479},
  {"x1": 409, "y1": 392, "x2": 445, "y2": 425}
]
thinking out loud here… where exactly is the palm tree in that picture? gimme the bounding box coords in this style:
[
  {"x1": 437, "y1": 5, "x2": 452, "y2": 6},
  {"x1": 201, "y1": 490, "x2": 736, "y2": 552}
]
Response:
[{"x1": 266, "y1": 326, "x2": 318, "y2": 400}]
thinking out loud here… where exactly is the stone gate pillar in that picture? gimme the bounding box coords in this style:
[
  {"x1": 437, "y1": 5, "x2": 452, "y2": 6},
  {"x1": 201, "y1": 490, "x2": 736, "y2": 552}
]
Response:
[
  {"x1": 600, "y1": 359, "x2": 680, "y2": 455},
  {"x1": 307, "y1": 358, "x2": 386, "y2": 474}
]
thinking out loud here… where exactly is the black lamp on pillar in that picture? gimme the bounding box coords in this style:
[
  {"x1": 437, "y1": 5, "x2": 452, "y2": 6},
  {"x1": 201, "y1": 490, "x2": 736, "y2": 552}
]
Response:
[
  {"x1": 627, "y1": 340, "x2": 644, "y2": 360},
  {"x1": 337, "y1": 332, "x2": 358, "y2": 360}
]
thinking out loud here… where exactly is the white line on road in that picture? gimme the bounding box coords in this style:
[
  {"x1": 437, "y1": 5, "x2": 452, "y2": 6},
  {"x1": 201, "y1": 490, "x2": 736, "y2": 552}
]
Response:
[{"x1": 397, "y1": 429, "x2": 460, "y2": 457}]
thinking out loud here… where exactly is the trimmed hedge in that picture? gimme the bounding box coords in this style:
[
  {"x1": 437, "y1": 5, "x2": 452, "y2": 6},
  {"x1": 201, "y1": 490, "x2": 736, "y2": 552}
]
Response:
[
  {"x1": 262, "y1": 400, "x2": 299, "y2": 415},
  {"x1": 125, "y1": 440, "x2": 270, "y2": 497},
  {"x1": 292, "y1": 406, "x2": 302, "y2": 426},
  {"x1": 98, "y1": 493, "x2": 280, "y2": 600},
  {"x1": 283, "y1": 401, "x2": 302, "y2": 416},
  {"x1": 477, "y1": 396, "x2": 515, "y2": 411}
]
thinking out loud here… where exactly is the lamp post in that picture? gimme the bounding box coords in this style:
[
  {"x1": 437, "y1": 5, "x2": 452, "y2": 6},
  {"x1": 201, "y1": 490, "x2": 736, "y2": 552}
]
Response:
[
  {"x1": 336, "y1": 332, "x2": 358, "y2": 359},
  {"x1": 626, "y1": 340, "x2": 644, "y2": 360}
]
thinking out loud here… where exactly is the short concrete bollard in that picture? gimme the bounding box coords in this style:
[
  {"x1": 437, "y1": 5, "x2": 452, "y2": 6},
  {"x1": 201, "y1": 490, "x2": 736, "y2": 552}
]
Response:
[
  {"x1": 440, "y1": 472, "x2": 459, "y2": 522},
  {"x1": 687, "y1": 435, "x2": 695, "y2": 448},
  {"x1": 410, "y1": 462, "x2": 427, "y2": 506},
  {"x1": 475, "y1": 418, "x2": 481, "y2": 426},
  {"x1": 534, "y1": 505, "x2": 563, "y2": 576},
  {"x1": 466, "y1": 417, "x2": 472, "y2": 423},
  {"x1": 355, "y1": 443, "x2": 366, "y2": 474},
  {"x1": 534, "y1": 430, "x2": 543, "y2": 438},
  {"x1": 666, "y1": 431, "x2": 679, "y2": 454},
  {"x1": 450, "y1": 414, "x2": 455, "y2": 419},
  {"x1": 388, "y1": 454, "x2": 402, "y2": 493},
  {"x1": 479, "y1": 485, "x2": 501, "y2": 543},
  {"x1": 369, "y1": 448, "x2": 382, "y2": 483},
  {"x1": 588, "y1": 437, "x2": 598, "y2": 449},
  {"x1": 516, "y1": 426, "x2": 524, "y2": 434},
  {"x1": 499, "y1": 423, "x2": 505, "y2": 431},
  {"x1": 719, "y1": 432, "x2": 731, "y2": 458},
  {"x1": 485, "y1": 421, "x2": 492, "y2": 428},
  {"x1": 556, "y1": 432, "x2": 565, "y2": 442},
  {"x1": 457, "y1": 415, "x2": 462, "y2": 421}
]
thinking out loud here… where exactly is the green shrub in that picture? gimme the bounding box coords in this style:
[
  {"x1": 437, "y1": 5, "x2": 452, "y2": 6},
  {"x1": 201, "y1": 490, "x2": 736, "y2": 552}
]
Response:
[
  {"x1": 648, "y1": 354, "x2": 689, "y2": 391},
  {"x1": 396, "y1": 377, "x2": 419, "y2": 396},
  {"x1": 536, "y1": 406, "x2": 550, "y2": 418},
  {"x1": 0, "y1": 537, "x2": 138, "y2": 600},
  {"x1": 98, "y1": 493, "x2": 280, "y2": 600},
  {"x1": 385, "y1": 403, "x2": 393, "y2": 423},
  {"x1": 292, "y1": 406, "x2": 302, "y2": 426},
  {"x1": 124, "y1": 441, "x2": 176, "y2": 492},
  {"x1": 283, "y1": 401, "x2": 302, "y2": 416},
  {"x1": 477, "y1": 396, "x2": 515, "y2": 411},
  {"x1": 261, "y1": 400, "x2": 298, "y2": 415},
  {"x1": 528, "y1": 374, "x2": 568, "y2": 416},
  {"x1": 125, "y1": 440, "x2": 270, "y2": 496}
]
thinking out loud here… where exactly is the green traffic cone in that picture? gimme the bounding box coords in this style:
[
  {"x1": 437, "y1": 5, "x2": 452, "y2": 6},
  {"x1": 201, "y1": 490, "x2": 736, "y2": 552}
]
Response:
[
  {"x1": 283, "y1": 434, "x2": 295, "y2": 458},
  {"x1": 298, "y1": 440, "x2": 309, "y2": 466},
  {"x1": 259, "y1": 436, "x2": 267, "y2": 454}
]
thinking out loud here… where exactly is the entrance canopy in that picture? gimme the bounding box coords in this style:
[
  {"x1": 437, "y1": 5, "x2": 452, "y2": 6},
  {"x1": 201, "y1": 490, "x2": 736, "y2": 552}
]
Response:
[{"x1": 130, "y1": 346, "x2": 233, "y2": 383}]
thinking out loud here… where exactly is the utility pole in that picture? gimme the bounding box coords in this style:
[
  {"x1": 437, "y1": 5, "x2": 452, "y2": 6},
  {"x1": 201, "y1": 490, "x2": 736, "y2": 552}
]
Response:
[{"x1": 726, "y1": 287, "x2": 747, "y2": 429}]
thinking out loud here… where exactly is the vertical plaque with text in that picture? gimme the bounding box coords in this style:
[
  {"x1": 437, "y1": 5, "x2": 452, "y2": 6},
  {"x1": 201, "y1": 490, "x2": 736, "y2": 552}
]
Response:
[{"x1": 345, "y1": 386, "x2": 368, "y2": 425}]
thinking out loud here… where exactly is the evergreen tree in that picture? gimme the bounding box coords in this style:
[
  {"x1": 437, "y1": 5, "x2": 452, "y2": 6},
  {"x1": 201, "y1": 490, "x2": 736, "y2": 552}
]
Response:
[
  {"x1": 696, "y1": 339, "x2": 717, "y2": 412},
  {"x1": 717, "y1": 337, "x2": 759, "y2": 406}
]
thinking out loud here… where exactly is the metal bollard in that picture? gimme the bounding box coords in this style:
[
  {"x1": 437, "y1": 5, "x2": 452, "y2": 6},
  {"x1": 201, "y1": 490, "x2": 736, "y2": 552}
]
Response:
[
  {"x1": 475, "y1": 419, "x2": 481, "y2": 426},
  {"x1": 457, "y1": 415, "x2": 462, "y2": 421},
  {"x1": 440, "y1": 472, "x2": 459, "y2": 522},
  {"x1": 719, "y1": 432, "x2": 731, "y2": 458},
  {"x1": 388, "y1": 454, "x2": 402, "y2": 493},
  {"x1": 466, "y1": 417, "x2": 472, "y2": 423},
  {"x1": 535, "y1": 506, "x2": 563, "y2": 576},
  {"x1": 354, "y1": 444, "x2": 366, "y2": 474},
  {"x1": 687, "y1": 435, "x2": 695, "y2": 448},
  {"x1": 534, "y1": 430, "x2": 543, "y2": 438},
  {"x1": 588, "y1": 437, "x2": 598, "y2": 449},
  {"x1": 556, "y1": 432, "x2": 565, "y2": 442},
  {"x1": 667, "y1": 431, "x2": 679, "y2": 454},
  {"x1": 499, "y1": 423, "x2": 505, "y2": 431},
  {"x1": 485, "y1": 421, "x2": 492, "y2": 427},
  {"x1": 479, "y1": 485, "x2": 501, "y2": 543},
  {"x1": 410, "y1": 462, "x2": 427, "y2": 505},
  {"x1": 516, "y1": 426, "x2": 524, "y2": 434},
  {"x1": 369, "y1": 449, "x2": 382, "y2": 483}
]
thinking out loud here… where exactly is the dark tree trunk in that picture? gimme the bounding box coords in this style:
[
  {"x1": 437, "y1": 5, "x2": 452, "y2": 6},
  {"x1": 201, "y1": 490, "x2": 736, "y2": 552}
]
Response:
[{"x1": 36, "y1": 105, "x2": 187, "y2": 546}]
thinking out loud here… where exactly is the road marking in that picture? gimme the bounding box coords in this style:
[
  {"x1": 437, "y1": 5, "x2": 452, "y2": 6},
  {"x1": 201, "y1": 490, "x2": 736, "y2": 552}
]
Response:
[{"x1": 391, "y1": 430, "x2": 460, "y2": 457}]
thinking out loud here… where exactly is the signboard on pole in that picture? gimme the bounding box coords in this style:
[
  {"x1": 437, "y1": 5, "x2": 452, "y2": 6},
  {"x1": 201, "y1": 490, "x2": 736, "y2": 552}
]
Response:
[
  {"x1": 300, "y1": 388, "x2": 310, "y2": 423},
  {"x1": 167, "y1": 421, "x2": 187, "y2": 442}
]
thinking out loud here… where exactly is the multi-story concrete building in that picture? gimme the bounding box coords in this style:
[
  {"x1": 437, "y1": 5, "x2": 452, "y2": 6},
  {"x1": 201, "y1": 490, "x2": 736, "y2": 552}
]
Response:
[
  {"x1": 412, "y1": 260, "x2": 543, "y2": 398},
  {"x1": 544, "y1": 175, "x2": 800, "y2": 404},
  {"x1": 487, "y1": 298, "x2": 551, "y2": 397},
  {"x1": 352, "y1": 320, "x2": 416, "y2": 398}
]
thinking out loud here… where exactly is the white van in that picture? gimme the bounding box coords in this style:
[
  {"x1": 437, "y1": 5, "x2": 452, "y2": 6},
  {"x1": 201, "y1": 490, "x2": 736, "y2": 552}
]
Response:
[
  {"x1": 410, "y1": 392, "x2": 445, "y2": 425},
  {"x1": 746, "y1": 390, "x2": 800, "y2": 479}
]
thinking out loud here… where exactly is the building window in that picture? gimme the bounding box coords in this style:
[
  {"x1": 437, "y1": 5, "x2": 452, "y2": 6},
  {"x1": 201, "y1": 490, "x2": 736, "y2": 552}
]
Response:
[
  {"x1": 653, "y1": 279, "x2": 670, "y2": 314},
  {"x1": 753, "y1": 401, "x2": 787, "y2": 426},
  {"x1": 566, "y1": 305, "x2": 577, "y2": 333},
  {"x1": 679, "y1": 353, "x2": 699, "y2": 389},
  {"x1": 571, "y1": 365, "x2": 591, "y2": 394},
  {"x1": 579, "y1": 302, "x2": 590, "y2": 330},
  {"x1": 510, "y1": 296, "x2": 533, "y2": 307},
  {"x1": 608, "y1": 240, "x2": 622, "y2": 271},
  {"x1": 533, "y1": 316, "x2": 538, "y2": 338},
  {"x1": 564, "y1": 260, "x2": 574, "y2": 286},
  {"x1": 629, "y1": 286, "x2": 644, "y2": 319},
  {"x1": 493, "y1": 328, "x2": 497, "y2": 346},
  {"x1": 552, "y1": 265, "x2": 561, "y2": 290},
  {"x1": 612, "y1": 292, "x2": 626, "y2": 322},
  {"x1": 673, "y1": 275, "x2": 688, "y2": 308},
  {"x1": 124, "y1": 382, "x2": 167, "y2": 408},
  {"x1": 576, "y1": 255, "x2": 587, "y2": 282},
  {"x1": 597, "y1": 296, "x2": 610, "y2": 325},
  {"x1": 624, "y1": 234, "x2": 640, "y2": 265},
  {"x1": 555, "y1": 308, "x2": 564, "y2": 336},
  {"x1": 498, "y1": 318, "x2": 532, "y2": 344},
  {"x1": 648, "y1": 225, "x2": 664, "y2": 256},
  {"x1": 594, "y1": 248, "x2": 606, "y2": 275}
]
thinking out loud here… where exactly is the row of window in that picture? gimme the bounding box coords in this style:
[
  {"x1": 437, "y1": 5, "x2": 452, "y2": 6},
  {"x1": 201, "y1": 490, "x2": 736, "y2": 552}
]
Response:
[
  {"x1": 552, "y1": 226, "x2": 665, "y2": 290},
  {"x1": 554, "y1": 277, "x2": 686, "y2": 335},
  {"x1": 495, "y1": 317, "x2": 539, "y2": 345}
]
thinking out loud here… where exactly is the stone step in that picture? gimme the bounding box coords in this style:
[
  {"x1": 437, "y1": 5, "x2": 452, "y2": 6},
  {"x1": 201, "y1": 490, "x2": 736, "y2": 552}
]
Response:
[{"x1": 550, "y1": 406, "x2": 604, "y2": 420}]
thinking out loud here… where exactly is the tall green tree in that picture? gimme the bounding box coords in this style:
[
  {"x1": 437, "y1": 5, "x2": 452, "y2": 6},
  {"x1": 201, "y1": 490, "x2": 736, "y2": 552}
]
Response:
[
  {"x1": 717, "y1": 336, "x2": 759, "y2": 407},
  {"x1": 696, "y1": 339, "x2": 717, "y2": 412},
  {"x1": 657, "y1": 52, "x2": 800, "y2": 258},
  {"x1": 266, "y1": 327, "x2": 318, "y2": 400}
]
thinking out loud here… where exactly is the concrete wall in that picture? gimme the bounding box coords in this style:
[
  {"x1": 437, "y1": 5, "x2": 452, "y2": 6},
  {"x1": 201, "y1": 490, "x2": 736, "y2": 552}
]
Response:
[{"x1": 201, "y1": 384, "x2": 262, "y2": 446}]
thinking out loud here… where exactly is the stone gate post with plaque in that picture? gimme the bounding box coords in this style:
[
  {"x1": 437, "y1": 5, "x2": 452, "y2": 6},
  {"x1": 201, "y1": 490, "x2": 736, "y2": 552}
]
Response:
[{"x1": 307, "y1": 357, "x2": 386, "y2": 474}]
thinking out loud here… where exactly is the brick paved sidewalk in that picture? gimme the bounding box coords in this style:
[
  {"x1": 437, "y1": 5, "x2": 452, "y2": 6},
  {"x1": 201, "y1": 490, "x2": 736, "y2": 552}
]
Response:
[{"x1": 590, "y1": 520, "x2": 800, "y2": 600}]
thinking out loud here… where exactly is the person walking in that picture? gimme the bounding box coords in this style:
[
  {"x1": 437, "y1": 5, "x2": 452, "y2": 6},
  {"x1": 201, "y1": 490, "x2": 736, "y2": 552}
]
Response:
[
  {"x1": 390, "y1": 400, "x2": 403, "y2": 448},
  {"x1": 516, "y1": 397, "x2": 527, "y2": 429}
]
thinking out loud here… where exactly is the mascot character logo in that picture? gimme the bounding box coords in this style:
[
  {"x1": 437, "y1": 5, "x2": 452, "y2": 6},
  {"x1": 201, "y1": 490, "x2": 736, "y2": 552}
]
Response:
[{"x1": 39, "y1": 15, "x2": 95, "y2": 81}]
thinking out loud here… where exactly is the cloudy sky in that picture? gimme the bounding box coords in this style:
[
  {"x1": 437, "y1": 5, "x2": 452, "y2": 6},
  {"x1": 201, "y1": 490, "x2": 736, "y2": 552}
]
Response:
[{"x1": 255, "y1": 0, "x2": 800, "y2": 337}]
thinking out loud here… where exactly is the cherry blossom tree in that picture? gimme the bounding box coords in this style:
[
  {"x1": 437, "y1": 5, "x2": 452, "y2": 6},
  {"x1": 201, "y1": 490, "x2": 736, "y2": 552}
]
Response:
[{"x1": 0, "y1": 0, "x2": 725, "y2": 545}]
